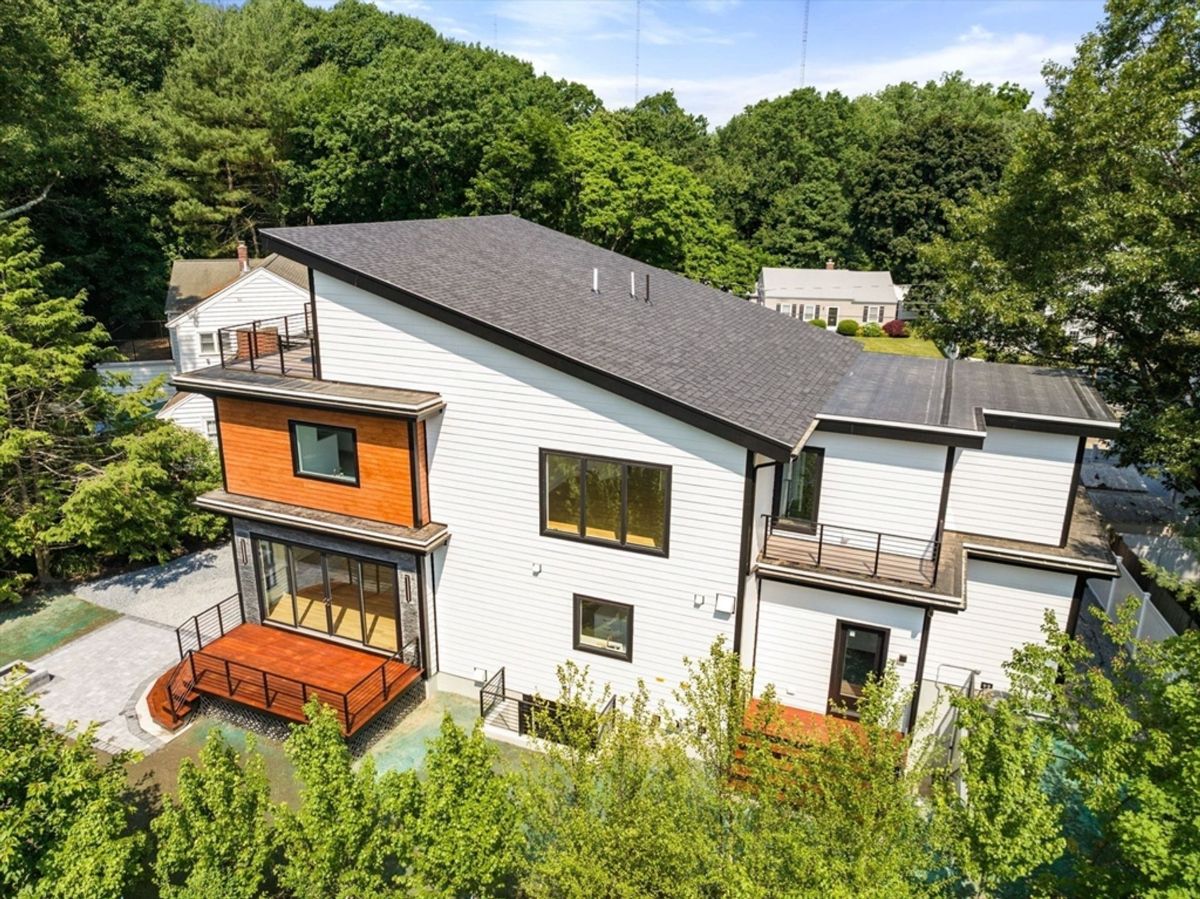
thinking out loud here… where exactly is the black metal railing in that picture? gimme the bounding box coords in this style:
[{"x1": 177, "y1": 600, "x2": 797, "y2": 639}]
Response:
[
  {"x1": 176, "y1": 594, "x2": 243, "y2": 658},
  {"x1": 762, "y1": 515, "x2": 941, "y2": 586},
  {"x1": 216, "y1": 305, "x2": 316, "y2": 377},
  {"x1": 596, "y1": 694, "x2": 617, "y2": 742},
  {"x1": 479, "y1": 667, "x2": 506, "y2": 719}
]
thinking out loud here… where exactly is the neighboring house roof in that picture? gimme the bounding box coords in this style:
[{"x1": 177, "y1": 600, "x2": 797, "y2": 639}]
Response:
[
  {"x1": 820, "y1": 354, "x2": 1118, "y2": 440},
  {"x1": 165, "y1": 253, "x2": 308, "y2": 317},
  {"x1": 263, "y1": 215, "x2": 862, "y2": 458},
  {"x1": 759, "y1": 267, "x2": 897, "y2": 304}
]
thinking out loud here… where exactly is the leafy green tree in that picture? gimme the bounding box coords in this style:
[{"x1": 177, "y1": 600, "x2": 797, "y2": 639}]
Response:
[
  {"x1": 52, "y1": 424, "x2": 225, "y2": 569},
  {"x1": 405, "y1": 714, "x2": 525, "y2": 897},
  {"x1": 276, "y1": 699, "x2": 410, "y2": 898},
  {"x1": 0, "y1": 219, "x2": 119, "y2": 596},
  {"x1": 466, "y1": 107, "x2": 572, "y2": 227},
  {"x1": 0, "y1": 675, "x2": 141, "y2": 898},
  {"x1": 613, "y1": 90, "x2": 712, "y2": 171},
  {"x1": 921, "y1": 0, "x2": 1200, "y2": 507},
  {"x1": 151, "y1": 729, "x2": 276, "y2": 899}
]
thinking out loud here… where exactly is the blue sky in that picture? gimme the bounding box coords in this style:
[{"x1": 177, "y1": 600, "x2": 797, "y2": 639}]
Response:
[{"x1": 326, "y1": 1, "x2": 1106, "y2": 125}]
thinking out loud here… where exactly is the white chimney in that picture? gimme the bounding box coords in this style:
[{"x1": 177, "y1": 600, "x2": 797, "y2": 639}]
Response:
[
  {"x1": 237, "y1": 240, "x2": 249, "y2": 273},
  {"x1": 825, "y1": 258, "x2": 835, "y2": 270}
]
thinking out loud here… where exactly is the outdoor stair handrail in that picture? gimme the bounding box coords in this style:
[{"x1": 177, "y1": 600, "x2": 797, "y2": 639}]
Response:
[{"x1": 175, "y1": 593, "x2": 243, "y2": 658}]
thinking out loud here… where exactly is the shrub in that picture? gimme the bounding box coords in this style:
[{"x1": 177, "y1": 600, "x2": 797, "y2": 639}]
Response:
[
  {"x1": 836, "y1": 319, "x2": 860, "y2": 336},
  {"x1": 861, "y1": 322, "x2": 885, "y2": 338},
  {"x1": 882, "y1": 319, "x2": 909, "y2": 338},
  {"x1": 809, "y1": 318, "x2": 827, "y2": 329}
]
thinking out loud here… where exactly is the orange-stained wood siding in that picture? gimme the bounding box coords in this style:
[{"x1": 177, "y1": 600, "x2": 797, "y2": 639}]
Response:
[
  {"x1": 217, "y1": 396, "x2": 415, "y2": 526},
  {"x1": 416, "y1": 419, "x2": 431, "y2": 525}
]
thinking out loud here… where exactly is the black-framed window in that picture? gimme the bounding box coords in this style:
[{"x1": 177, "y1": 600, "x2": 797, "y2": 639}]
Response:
[
  {"x1": 574, "y1": 595, "x2": 633, "y2": 662},
  {"x1": 778, "y1": 447, "x2": 823, "y2": 524},
  {"x1": 828, "y1": 620, "x2": 889, "y2": 717},
  {"x1": 290, "y1": 420, "x2": 359, "y2": 485},
  {"x1": 541, "y1": 449, "x2": 670, "y2": 555}
]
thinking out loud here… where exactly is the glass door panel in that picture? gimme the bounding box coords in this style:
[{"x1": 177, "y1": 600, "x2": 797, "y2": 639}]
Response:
[
  {"x1": 290, "y1": 546, "x2": 329, "y2": 634},
  {"x1": 831, "y1": 622, "x2": 887, "y2": 716},
  {"x1": 258, "y1": 540, "x2": 295, "y2": 626},
  {"x1": 361, "y1": 563, "x2": 400, "y2": 652},
  {"x1": 325, "y1": 553, "x2": 364, "y2": 644}
]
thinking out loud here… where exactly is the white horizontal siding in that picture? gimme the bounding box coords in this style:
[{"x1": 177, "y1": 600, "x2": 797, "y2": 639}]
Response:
[
  {"x1": 788, "y1": 431, "x2": 945, "y2": 557},
  {"x1": 157, "y1": 392, "x2": 216, "y2": 442},
  {"x1": 946, "y1": 427, "x2": 1079, "y2": 545},
  {"x1": 924, "y1": 559, "x2": 1077, "y2": 692},
  {"x1": 313, "y1": 273, "x2": 747, "y2": 708},
  {"x1": 754, "y1": 580, "x2": 925, "y2": 720},
  {"x1": 170, "y1": 270, "x2": 309, "y2": 373}
]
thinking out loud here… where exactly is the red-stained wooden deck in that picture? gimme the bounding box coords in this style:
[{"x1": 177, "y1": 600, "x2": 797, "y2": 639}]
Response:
[{"x1": 150, "y1": 623, "x2": 421, "y2": 736}]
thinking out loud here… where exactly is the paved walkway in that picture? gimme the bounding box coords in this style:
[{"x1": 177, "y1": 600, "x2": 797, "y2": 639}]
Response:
[
  {"x1": 31, "y1": 543, "x2": 241, "y2": 753},
  {"x1": 33, "y1": 617, "x2": 177, "y2": 753},
  {"x1": 76, "y1": 543, "x2": 236, "y2": 626}
]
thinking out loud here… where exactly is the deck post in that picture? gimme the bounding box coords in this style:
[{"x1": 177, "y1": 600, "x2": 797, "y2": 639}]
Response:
[
  {"x1": 216, "y1": 603, "x2": 224, "y2": 636},
  {"x1": 343, "y1": 694, "x2": 351, "y2": 732},
  {"x1": 195, "y1": 618, "x2": 202, "y2": 651},
  {"x1": 188, "y1": 651, "x2": 197, "y2": 685},
  {"x1": 381, "y1": 665, "x2": 388, "y2": 700},
  {"x1": 250, "y1": 321, "x2": 258, "y2": 371},
  {"x1": 281, "y1": 317, "x2": 290, "y2": 374},
  {"x1": 816, "y1": 523, "x2": 824, "y2": 566},
  {"x1": 224, "y1": 659, "x2": 233, "y2": 695},
  {"x1": 176, "y1": 629, "x2": 184, "y2": 661},
  {"x1": 218, "y1": 329, "x2": 226, "y2": 368}
]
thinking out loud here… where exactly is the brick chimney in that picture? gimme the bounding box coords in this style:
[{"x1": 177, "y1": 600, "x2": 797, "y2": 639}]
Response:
[
  {"x1": 825, "y1": 258, "x2": 835, "y2": 270},
  {"x1": 237, "y1": 240, "x2": 249, "y2": 272}
]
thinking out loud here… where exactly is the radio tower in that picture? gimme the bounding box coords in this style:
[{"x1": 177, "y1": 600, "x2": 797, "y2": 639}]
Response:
[
  {"x1": 800, "y1": 0, "x2": 811, "y2": 87},
  {"x1": 634, "y1": 0, "x2": 641, "y2": 103}
]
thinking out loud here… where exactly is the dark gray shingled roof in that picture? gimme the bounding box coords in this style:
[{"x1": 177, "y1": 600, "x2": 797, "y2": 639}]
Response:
[
  {"x1": 821, "y1": 354, "x2": 1117, "y2": 435},
  {"x1": 165, "y1": 253, "x2": 309, "y2": 317},
  {"x1": 262, "y1": 215, "x2": 862, "y2": 457}
]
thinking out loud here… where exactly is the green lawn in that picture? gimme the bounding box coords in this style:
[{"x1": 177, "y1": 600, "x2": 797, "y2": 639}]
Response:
[
  {"x1": 0, "y1": 594, "x2": 120, "y2": 666},
  {"x1": 852, "y1": 335, "x2": 945, "y2": 358}
]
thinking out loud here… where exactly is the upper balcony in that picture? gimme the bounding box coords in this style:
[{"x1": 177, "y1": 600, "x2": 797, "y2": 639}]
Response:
[{"x1": 216, "y1": 307, "x2": 317, "y2": 379}]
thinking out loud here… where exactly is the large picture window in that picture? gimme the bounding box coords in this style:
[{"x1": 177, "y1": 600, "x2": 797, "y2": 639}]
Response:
[
  {"x1": 778, "y1": 447, "x2": 823, "y2": 525},
  {"x1": 290, "y1": 421, "x2": 359, "y2": 485},
  {"x1": 574, "y1": 595, "x2": 633, "y2": 661},
  {"x1": 541, "y1": 450, "x2": 670, "y2": 554}
]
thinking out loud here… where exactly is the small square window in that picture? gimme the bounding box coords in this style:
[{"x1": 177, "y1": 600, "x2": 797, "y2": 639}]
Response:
[
  {"x1": 290, "y1": 421, "x2": 358, "y2": 484},
  {"x1": 574, "y1": 595, "x2": 633, "y2": 662},
  {"x1": 198, "y1": 332, "x2": 217, "y2": 355},
  {"x1": 204, "y1": 419, "x2": 218, "y2": 439}
]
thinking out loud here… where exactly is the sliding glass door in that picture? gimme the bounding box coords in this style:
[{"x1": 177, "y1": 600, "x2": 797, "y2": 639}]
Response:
[{"x1": 254, "y1": 537, "x2": 404, "y2": 655}]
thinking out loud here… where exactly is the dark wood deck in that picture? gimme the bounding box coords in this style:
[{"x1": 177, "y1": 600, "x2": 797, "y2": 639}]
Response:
[
  {"x1": 762, "y1": 531, "x2": 936, "y2": 585},
  {"x1": 154, "y1": 623, "x2": 421, "y2": 736}
]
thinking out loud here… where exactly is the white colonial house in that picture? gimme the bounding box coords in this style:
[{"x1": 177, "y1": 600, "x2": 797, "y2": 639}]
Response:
[
  {"x1": 148, "y1": 216, "x2": 1121, "y2": 745},
  {"x1": 156, "y1": 243, "x2": 309, "y2": 440},
  {"x1": 756, "y1": 262, "x2": 902, "y2": 329}
]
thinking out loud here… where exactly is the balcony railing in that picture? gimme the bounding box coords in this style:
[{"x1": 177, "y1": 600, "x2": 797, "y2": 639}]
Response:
[
  {"x1": 761, "y1": 516, "x2": 940, "y2": 586},
  {"x1": 217, "y1": 306, "x2": 316, "y2": 378}
]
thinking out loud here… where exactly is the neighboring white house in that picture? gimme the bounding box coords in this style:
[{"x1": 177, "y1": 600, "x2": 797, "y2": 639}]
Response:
[
  {"x1": 756, "y1": 262, "x2": 900, "y2": 328},
  {"x1": 156, "y1": 244, "x2": 308, "y2": 440},
  {"x1": 174, "y1": 216, "x2": 1122, "y2": 741}
]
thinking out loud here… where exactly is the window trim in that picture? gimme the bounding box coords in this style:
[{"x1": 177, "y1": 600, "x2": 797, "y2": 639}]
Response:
[
  {"x1": 827, "y1": 619, "x2": 890, "y2": 718},
  {"x1": 288, "y1": 419, "x2": 361, "y2": 487},
  {"x1": 539, "y1": 448, "x2": 671, "y2": 557},
  {"x1": 573, "y1": 594, "x2": 634, "y2": 662},
  {"x1": 773, "y1": 446, "x2": 824, "y2": 533},
  {"x1": 198, "y1": 331, "x2": 217, "y2": 355}
]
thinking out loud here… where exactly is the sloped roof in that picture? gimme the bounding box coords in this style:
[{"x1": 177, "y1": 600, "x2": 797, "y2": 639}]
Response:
[
  {"x1": 760, "y1": 267, "x2": 897, "y2": 304},
  {"x1": 263, "y1": 215, "x2": 862, "y2": 457},
  {"x1": 164, "y1": 253, "x2": 308, "y2": 317}
]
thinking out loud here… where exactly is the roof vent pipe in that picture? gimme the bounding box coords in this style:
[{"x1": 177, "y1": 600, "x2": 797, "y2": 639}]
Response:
[
  {"x1": 630, "y1": 271, "x2": 636, "y2": 297},
  {"x1": 645, "y1": 273, "x2": 650, "y2": 303},
  {"x1": 592, "y1": 267, "x2": 599, "y2": 293}
]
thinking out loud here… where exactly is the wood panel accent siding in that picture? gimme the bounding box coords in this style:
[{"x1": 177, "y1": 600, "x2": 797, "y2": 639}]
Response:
[
  {"x1": 416, "y1": 419, "x2": 431, "y2": 525},
  {"x1": 217, "y1": 396, "x2": 416, "y2": 526}
]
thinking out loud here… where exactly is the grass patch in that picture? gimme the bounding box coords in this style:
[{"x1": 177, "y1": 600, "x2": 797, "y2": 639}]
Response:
[
  {"x1": 853, "y1": 335, "x2": 944, "y2": 358},
  {"x1": 0, "y1": 594, "x2": 121, "y2": 666}
]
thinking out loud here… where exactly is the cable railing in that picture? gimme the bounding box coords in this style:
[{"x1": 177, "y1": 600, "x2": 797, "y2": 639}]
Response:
[
  {"x1": 216, "y1": 306, "x2": 316, "y2": 378},
  {"x1": 176, "y1": 594, "x2": 243, "y2": 658},
  {"x1": 761, "y1": 515, "x2": 941, "y2": 586}
]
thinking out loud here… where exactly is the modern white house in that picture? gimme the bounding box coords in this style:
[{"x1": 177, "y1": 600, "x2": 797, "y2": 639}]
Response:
[
  {"x1": 756, "y1": 262, "x2": 903, "y2": 328},
  {"x1": 148, "y1": 216, "x2": 1121, "y2": 742},
  {"x1": 156, "y1": 244, "x2": 309, "y2": 440}
]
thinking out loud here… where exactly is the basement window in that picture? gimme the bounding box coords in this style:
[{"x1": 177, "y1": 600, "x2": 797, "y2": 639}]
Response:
[{"x1": 290, "y1": 421, "x2": 359, "y2": 485}]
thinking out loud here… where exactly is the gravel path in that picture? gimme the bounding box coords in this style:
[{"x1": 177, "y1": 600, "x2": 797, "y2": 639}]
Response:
[{"x1": 75, "y1": 543, "x2": 236, "y2": 626}]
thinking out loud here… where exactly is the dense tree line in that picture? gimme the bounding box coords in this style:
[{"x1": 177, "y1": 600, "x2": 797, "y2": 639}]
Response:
[
  {"x1": 2, "y1": 0, "x2": 1028, "y2": 329},
  {"x1": 4, "y1": 621, "x2": 1197, "y2": 898}
]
